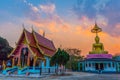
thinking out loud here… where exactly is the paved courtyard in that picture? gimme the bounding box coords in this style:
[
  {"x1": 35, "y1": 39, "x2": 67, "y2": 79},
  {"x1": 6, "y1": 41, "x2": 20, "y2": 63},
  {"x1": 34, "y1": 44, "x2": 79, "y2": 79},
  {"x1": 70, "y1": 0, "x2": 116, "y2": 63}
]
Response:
[{"x1": 0, "y1": 72, "x2": 119, "y2": 80}]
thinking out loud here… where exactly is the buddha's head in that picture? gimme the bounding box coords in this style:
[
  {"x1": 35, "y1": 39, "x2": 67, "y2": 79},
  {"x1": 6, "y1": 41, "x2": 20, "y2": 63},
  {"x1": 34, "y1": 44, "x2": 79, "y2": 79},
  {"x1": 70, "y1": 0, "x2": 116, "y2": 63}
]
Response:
[{"x1": 95, "y1": 36, "x2": 100, "y2": 43}]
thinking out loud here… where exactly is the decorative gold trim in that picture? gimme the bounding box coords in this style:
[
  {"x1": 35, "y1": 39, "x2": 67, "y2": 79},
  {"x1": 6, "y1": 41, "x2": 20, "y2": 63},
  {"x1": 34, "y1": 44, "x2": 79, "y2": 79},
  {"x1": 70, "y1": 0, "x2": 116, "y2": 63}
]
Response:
[
  {"x1": 37, "y1": 44, "x2": 53, "y2": 57},
  {"x1": 32, "y1": 31, "x2": 39, "y2": 44},
  {"x1": 12, "y1": 58, "x2": 14, "y2": 67},
  {"x1": 38, "y1": 43, "x2": 55, "y2": 51},
  {"x1": 32, "y1": 31, "x2": 55, "y2": 51},
  {"x1": 44, "y1": 54, "x2": 52, "y2": 57},
  {"x1": 28, "y1": 44, "x2": 44, "y2": 60},
  {"x1": 27, "y1": 45, "x2": 36, "y2": 57},
  {"x1": 29, "y1": 44, "x2": 37, "y2": 48},
  {"x1": 8, "y1": 28, "x2": 25, "y2": 58},
  {"x1": 32, "y1": 31, "x2": 45, "y2": 55},
  {"x1": 24, "y1": 29, "x2": 30, "y2": 44},
  {"x1": 36, "y1": 57, "x2": 45, "y2": 61},
  {"x1": 36, "y1": 44, "x2": 44, "y2": 54},
  {"x1": 8, "y1": 48, "x2": 16, "y2": 58},
  {"x1": 32, "y1": 30, "x2": 56, "y2": 57}
]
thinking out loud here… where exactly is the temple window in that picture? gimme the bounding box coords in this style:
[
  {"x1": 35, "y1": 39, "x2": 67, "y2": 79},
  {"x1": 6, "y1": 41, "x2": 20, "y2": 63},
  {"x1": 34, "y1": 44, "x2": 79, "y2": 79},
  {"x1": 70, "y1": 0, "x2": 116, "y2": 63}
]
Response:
[
  {"x1": 92, "y1": 63, "x2": 94, "y2": 67},
  {"x1": 104, "y1": 63, "x2": 106, "y2": 68},
  {"x1": 6, "y1": 60, "x2": 12, "y2": 67},
  {"x1": 112, "y1": 63, "x2": 114, "y2": 67},
  {"x1": 21, "y1": 47, "x2": 29, "y2": 67},
  {"x1": 108, "y1": 63, "x2": 111, "y2": 67},
  {"x1": 35, "y1": 60, "x2": 39, "y2": 67},
  {"x1": 89, "y1": 63, "x2": 91, "y2": 67},
  {"x1": 30, "y1": 57, "x2": 34, "y2": 67},
  {"x1": 44, "y1": 60, "x2": 46, "y2": 66},
  {"x1": 86, "y1": 63, "x2": 87, "y2": 67},
  {"x1": 14, "y1": 58, "x2": 18, "y2": 66}
]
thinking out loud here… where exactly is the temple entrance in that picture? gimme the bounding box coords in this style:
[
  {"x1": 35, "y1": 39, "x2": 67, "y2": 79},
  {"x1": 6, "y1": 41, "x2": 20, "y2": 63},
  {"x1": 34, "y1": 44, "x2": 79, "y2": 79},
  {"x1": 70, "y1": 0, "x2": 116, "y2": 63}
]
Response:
[
  {"x1": 95, "y1": 63, "x2": 104, "y2": 70},
  {"x1": 20, "y1": 47, "x2": 28, "y2": 67},
  {"x1": 30, "y1": 58, "x2": 34, "y2": 67},
  {"x1": 14, "y1": 58, "x2": 18, "y2": 66}
]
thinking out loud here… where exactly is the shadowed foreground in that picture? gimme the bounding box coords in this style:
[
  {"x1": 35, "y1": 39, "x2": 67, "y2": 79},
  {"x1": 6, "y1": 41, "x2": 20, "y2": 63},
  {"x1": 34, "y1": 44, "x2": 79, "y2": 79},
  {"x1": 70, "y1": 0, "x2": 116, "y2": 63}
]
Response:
[{"x1": 0, "y1": 72, "x2": 120, "y2": 80}]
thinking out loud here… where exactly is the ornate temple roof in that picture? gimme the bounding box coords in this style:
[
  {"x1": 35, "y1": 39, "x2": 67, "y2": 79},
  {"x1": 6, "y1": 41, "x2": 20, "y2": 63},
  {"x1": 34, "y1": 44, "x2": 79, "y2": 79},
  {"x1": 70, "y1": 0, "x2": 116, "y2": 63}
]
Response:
[
  {"x1": 8, "y1": 28, "x2": 56, "y2": 59},
  {"x1": 33, "y1": 31, "x2": 56, "y2": 51}
]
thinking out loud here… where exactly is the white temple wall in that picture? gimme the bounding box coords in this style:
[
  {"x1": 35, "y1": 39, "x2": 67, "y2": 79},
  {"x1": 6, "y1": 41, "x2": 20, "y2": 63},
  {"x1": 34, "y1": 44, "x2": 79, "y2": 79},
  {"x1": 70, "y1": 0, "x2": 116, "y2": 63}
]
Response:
[{"x1": 84, "y1": 61, "x2": 117, "y2": 72}]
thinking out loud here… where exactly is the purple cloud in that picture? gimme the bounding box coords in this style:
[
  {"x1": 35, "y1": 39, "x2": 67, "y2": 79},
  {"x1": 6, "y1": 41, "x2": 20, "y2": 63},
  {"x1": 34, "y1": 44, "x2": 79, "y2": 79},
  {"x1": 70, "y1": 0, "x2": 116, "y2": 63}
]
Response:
[{"x1": 73, "y1": 0, "x2": 120, "y2": 37}]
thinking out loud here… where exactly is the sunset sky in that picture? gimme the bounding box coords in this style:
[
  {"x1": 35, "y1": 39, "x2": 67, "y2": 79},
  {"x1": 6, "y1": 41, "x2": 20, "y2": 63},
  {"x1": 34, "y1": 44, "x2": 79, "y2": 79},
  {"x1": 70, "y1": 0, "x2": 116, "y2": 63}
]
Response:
[{"x1": 0, "y1": 0, "x2": 120, "y2": 56}]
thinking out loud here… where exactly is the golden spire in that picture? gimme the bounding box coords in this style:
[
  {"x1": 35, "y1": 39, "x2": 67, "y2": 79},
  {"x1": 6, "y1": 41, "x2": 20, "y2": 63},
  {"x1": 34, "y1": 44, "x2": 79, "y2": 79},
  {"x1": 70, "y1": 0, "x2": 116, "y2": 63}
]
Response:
[
  {"x1": 22, "y1": 24, "x2": 25, "y2": 30},
  {"x1": 91, "y1": 23, "x2": 102, "y2": 36},
  {"x1": 22, "y1": 24, "x2": 26, "y2": 32}
]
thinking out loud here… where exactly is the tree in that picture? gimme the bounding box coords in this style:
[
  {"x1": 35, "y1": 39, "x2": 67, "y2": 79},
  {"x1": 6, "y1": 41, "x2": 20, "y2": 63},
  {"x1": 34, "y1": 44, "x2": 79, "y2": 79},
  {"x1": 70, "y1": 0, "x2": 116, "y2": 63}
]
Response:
[
  {"x1": 0, "y1": 36, "x2": 13, "y2": 61},
  {"x1": 65, "y1": 48, "x2": 84, "y2": 71},
  {"x1": 50, "y1": 48, "x2": 69, "y2": 74}
]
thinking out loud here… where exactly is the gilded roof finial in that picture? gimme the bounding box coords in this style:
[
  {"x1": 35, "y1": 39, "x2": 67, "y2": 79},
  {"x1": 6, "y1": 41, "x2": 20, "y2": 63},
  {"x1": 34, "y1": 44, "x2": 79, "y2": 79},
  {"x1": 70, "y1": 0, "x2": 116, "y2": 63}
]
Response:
[
  {"x1": 31, "y1": 25, "x2": 34, "y2": 32},
  {"x1": 22, "y1": 24, "x2": 25, "y2": 29},
  {"x1": 43, "y1": 30, "x2": 45, "y2": 37},
  {"x1": 91, "y1": 22, "x2": 102, "y2": 36}
]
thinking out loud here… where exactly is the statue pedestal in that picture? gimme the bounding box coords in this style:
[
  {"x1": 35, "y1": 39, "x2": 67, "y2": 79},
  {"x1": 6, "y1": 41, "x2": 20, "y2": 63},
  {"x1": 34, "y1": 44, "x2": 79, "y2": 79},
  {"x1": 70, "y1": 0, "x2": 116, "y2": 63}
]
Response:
[{"x1": 86, "y1": 54, "x2": 112, "y2": 59}]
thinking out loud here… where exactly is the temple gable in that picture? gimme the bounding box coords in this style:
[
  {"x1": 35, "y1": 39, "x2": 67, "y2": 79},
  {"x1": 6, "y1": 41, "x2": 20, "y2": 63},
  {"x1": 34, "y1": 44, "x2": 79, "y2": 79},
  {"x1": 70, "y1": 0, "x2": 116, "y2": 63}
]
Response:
[{"x1": 8, "y1": 28, "x2": 56, "y2": 68}]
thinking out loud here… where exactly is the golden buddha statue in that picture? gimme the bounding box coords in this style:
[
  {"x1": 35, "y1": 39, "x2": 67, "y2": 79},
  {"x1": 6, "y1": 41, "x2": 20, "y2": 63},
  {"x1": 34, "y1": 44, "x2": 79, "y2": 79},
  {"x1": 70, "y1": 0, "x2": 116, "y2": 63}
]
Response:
[{"x1": 89, "y1": 23, "x2": 108, "y2": 54}]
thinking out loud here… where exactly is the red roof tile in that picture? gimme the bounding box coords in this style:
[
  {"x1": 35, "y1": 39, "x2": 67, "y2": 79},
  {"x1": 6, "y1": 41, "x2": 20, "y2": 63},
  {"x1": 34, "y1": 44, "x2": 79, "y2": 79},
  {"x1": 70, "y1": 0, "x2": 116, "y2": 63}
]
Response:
[
  {"x1": 33, "y1": 31, "x2": 56, "y2": 51},
  {"x1": 39, "y1": 45, "x2": 55, "y2": 56},
  {"x1": 29, "y1": 46, "x2": 44, "y2": 58},
  {"x1": 25, "y1": 30, "x2": 36, "y2": 47},
  {"x1": 9, "y1": 29, "x2": 56, "y2": 58}
]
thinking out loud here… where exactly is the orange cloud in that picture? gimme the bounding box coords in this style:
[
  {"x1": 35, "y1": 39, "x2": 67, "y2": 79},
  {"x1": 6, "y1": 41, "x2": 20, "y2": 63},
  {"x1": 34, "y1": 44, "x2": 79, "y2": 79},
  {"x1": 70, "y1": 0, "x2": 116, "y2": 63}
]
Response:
[
  {"x1": 48, "y1": 21, "x2": 59, "y2": 33},
  {"x1": 25, "y1": 2, "x2": 120, "y2": 57}
]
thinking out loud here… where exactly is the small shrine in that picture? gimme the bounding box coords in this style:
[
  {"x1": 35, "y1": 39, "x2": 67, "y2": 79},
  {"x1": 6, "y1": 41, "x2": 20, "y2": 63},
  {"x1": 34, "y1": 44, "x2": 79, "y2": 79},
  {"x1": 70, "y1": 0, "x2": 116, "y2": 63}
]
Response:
[{"x1": 78, "y1": 23, "x2": 120, "y2": 73}]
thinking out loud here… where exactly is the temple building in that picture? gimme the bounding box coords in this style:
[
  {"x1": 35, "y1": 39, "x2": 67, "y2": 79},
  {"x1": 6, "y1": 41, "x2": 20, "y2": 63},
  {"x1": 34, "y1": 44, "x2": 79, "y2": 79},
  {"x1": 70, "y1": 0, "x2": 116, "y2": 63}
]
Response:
[
  {"x1": 78, "y1": 23, "x2": 120, "y2": 73},
  {"x1": 3, "y1": 28, "x2": 56, "y2": 74}
]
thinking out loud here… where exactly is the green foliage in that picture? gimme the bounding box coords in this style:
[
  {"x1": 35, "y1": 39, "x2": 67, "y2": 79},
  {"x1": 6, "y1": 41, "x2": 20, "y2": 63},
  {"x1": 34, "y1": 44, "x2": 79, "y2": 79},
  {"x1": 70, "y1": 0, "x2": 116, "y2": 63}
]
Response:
[
  {"x1": 0, "y1": 37, "x2": 9, "y2": 47},
  {"x1": 50, "y1": 48, "x2": 69, "y2": 66},
  {"x1": 0, "y1": 37, "x2": 13, "y2": 60},
  {"x1": 65, "y1": 54, "x2": 84, "y2": 71},
  {"x1": 71, "y1": 61, "x2": 78, "y2": 71}
]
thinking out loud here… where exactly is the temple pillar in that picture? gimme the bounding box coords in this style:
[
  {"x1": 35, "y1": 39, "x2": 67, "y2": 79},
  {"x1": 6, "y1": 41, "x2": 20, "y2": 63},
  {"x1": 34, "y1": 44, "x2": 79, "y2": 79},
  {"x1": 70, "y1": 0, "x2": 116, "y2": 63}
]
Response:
[
  {"x1": 33, "y1": 57, "x2": 37, "y2": 67},
  {"x1": 111, "y1": 62, "x2": 112, "y2": 68},
  {"x1": 2, "y1": 60, "x2": 6, "y2": 70},
  {"x1": 27, "y1": 57, "x2": 30, "y2": 66},
  {"x1": 117, "y1": 63, "x2": 120, "y2": 72},
  {"x1": 17, "y1": 57, "x2": 20, "y2": 67},
  {"x1": 12, "y1": 58, "x2": 14, "y2": 67},
  {"x1": 91, "y1": 62, "x2": 93, "y2": 70}
]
